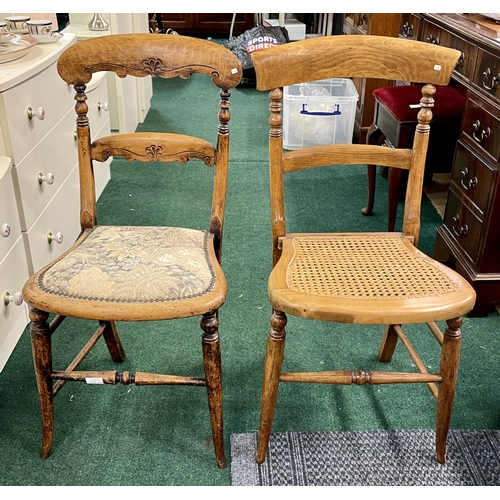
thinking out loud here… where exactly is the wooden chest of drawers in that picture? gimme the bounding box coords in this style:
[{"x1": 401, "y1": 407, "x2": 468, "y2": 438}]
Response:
[{"x1": 426, "y1": 13, "x2": 500, "y2": 316}]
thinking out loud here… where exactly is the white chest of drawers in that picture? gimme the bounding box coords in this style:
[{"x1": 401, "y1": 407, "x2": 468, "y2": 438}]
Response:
[
  {"x1": 0, "y1": 156, "x2": 29, "y2": 371},
  {"x1": 0, "y1": 32, "x2": 112, "y2": 371}
]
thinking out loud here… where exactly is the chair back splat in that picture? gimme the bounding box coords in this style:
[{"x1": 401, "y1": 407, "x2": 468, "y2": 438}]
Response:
[
  {"x1": 22, "y1": 34, "x2": 241, "y2": 468},
  {"x1": 251, "y1": 35, "x2": 476, "y2": 465}
]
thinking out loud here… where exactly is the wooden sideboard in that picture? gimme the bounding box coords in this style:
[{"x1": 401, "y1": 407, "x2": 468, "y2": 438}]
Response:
[{"x1": 410, "y1": 13, "x2": 500, "y2": 317}]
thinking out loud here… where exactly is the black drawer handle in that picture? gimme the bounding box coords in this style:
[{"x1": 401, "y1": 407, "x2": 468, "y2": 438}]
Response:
[
  {"x1": 457, "y1": 51, "x2": 465, "y2": 68},
  {"x1": 452, "y1": 214, "x2": 469, "y2": 238},
  {"x1": 460, "y1": 167, "x2": 478, "y2": 191},
  {"x1": 402, "y1": 22, "x2": 414, "y2": 38},
  {"x1": 472, "y1": 120, "x2": 491, "y2": 143},
  {"x1": 426, "y1": 34, "x2": 440, "y2": 45},
  {"x1": 482, "y1": 67, "x2": 500, "y2": 91}
]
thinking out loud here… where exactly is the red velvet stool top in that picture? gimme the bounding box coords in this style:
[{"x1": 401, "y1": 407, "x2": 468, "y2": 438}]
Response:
[{"x1": 373, "y1": 85, "x2": 466, "y2": 123}]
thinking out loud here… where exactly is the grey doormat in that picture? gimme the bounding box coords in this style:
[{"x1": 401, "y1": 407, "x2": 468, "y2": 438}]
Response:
[{"x1": 230, "y1": 430, "x2": 500, "y2": 485}]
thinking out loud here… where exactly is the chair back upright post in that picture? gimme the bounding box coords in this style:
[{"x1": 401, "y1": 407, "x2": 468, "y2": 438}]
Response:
[
  {"x1": 251, "y1": 35, "x2": 461, "y2": 250},
  {"x1": 211, "y1": 87, "x2": 232, "y2": 263},
  {"x1": 403, "y1": 83, "x2": 436, "y2": 245}
]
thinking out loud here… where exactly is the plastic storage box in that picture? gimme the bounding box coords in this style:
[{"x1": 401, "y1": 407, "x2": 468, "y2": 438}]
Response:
[{"x1": 283, "y1": 78, "x2": 359, "y2": 150}]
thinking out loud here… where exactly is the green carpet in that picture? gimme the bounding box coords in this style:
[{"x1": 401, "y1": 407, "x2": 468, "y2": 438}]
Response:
[{"x1": 1, "y1": 71, "x2": 499, "y2": 486}]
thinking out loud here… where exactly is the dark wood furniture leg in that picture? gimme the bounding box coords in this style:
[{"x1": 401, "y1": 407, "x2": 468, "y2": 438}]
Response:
[
  {"x1": 362, "y1": 124, "x2": 384, "y2": 216},
  {"x1": 387, "y1": 167, "x2": 403, "y2": 232}
]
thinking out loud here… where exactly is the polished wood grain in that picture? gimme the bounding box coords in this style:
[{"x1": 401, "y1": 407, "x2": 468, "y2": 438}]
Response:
[
  {"x1": 91, "y1": 133, "x2": 217, "y2": 165},
  {"x1": 23, "y1": 34, "x2": 241, "y2": 469},
  {"x1": 57, "y1": 33, "x2": 242, "y2": 89},
  {"x1": 252, "y1": 35, "x2": 476, "y2": 466},
  {"x1": 283, "y1": 144, "x2": 412, "y2": 174},
  {"x1": 251, "y1": 35, "x2": 461, "y2": 91}
]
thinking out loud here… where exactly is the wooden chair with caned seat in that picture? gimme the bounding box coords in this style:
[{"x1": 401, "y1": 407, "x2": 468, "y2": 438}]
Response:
[
  {"x1": 22, "y1": 34, "x2": 242, "y2": 468},
  {"x1": 251, "y1": 35, "x2": 476, "y2": 464}
]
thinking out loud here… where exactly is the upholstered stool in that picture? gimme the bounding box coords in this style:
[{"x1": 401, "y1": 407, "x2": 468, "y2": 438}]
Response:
[{"x1": 362, "y1": 84, "x2": 466, "y2": 231}]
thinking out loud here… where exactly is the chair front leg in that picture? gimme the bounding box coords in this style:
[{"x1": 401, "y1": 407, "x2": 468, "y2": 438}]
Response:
[
  {"x1": 29, "y1": 307, "x2": 54, "y2": 459},
  {"x1": 256, "y1": 309, "x2": 287, "y2": 464},
  {"x1": 436, "y1": 316, "x2": 463, "y2": 464},
  {"x1": 201, "y1": 310, "x2": 226, "y2": 468}
]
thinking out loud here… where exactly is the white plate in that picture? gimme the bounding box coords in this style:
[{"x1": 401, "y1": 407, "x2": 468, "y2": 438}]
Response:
[
  {"x1": 0, "y1": 34, "x2": 37, "y2": 63},
  {"x1": 35, "y1": 32, "x2": 63, "y2": 44}
]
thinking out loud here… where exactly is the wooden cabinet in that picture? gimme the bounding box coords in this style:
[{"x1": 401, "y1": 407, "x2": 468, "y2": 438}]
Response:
[
  {"x1": 427, "y1": 13, "x2": 500, "y2": 316},
  {"x1": 150, "y1": 13, "x2": 255, "y2": 37},
  {"x1": 342, "y1": 13, "x2": 402, "y2": 143}
]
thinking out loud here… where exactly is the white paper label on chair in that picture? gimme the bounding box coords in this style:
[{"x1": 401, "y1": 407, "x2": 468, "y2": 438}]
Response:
[
  {"x1": 231, "y1": 68, "x2": 239, "y2": 74},
  {"x1": 409, "y1": 104, "x2": 421, "y2": 108},
  {"x1": 85, "y1": 377, "x2": 104, "y2": 384},
  {"x1": 434, "y1": 64, "x2": 442, "y2": 70}
]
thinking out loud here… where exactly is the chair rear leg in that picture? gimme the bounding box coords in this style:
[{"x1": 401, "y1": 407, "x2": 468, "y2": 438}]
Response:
[
  {"x1": 100, "y1": 320, "x2": 126, "y2": 362},
  {"x1": 378, "y1": 324, "x2": 399, "y2": 362},
  {"x1": 436, "y1": 317, "x2": 463, "y2": 464},
  {"x1": 201, "y1": 311, "x2": 226, "y2": 469},
  {"x1": 29, "y1": 307, "x2": 54, "y2": 459},
  {"x1": 257, "y1": 309, "x2": 287, "y2": 464}
]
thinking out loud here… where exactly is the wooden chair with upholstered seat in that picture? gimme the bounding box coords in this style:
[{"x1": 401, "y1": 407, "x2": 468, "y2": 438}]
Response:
[
  {"x1": 22, "y1": 34, "x2": 241, "y2": 468},
  {"x1": 251, "y1": 35, "x2": 476, "y2": 464}
]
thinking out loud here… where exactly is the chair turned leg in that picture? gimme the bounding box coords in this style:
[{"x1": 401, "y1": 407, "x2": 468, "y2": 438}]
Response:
[
  {"x1": 29, "y1": 307, "x2": 54, "y2": 459},
  {"x1": 387, "y1": 167, "x2": 403, "y2": 232},
  {"x1": 436, "y1": 317, "x2": 463, "y2": 464},
  {"x1": 362, "y1": 124, "x2": 384, "y2": 217},
  {"x1": 201, "y1": 311, "x2": 226, "y2": 469},
  {"x1": 256, "y1": 309, "x2": 287, "y2": 464},
  {"x1": 100, "y1": 321, "x2": 126, "y2": 362},
  {"x1": 378, "y1": 324, "x2": 399, "y2": 362}
]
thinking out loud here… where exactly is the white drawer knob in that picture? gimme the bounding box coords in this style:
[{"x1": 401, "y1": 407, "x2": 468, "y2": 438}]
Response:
[
  {"x1": 3, "y1": 291, "x2": 23, "y2": 307},
  {"x1": 47, "y1": 231, "x2": 64, "y2": 244},
  {"x1": 1, "y1": 223, "x2": 11, "y2": 238},
  {"x1": 27, "y1": 106, "x2": 46, "y2": 121},
  {"x1": 97, "y1": 101, "x2": 109, "y2": 111},
  {"x1": 38, "y1": 172, "x2": 55, "y2": 185}
]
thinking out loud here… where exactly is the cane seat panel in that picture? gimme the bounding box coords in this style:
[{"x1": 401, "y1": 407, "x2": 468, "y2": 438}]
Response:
[{"x1": 269, "y1": 233, "x2": 476, "y2": 324}]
